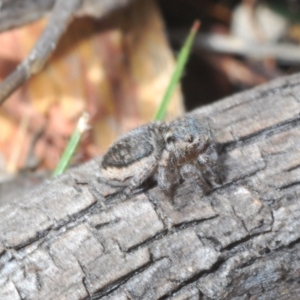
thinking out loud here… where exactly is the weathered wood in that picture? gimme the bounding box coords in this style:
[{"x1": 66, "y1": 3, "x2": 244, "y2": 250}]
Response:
[{"x1": 2, "y1": 73, "x2": 300, "y2": 299}]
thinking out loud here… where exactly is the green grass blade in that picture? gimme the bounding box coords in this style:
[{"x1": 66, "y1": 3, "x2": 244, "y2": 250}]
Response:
[
  {"x1": 154, "y1": 20, "x2": 200, "y2": 121},
  {"x1": 53, "y1": 112, "x2": 90, "y2": 176}
]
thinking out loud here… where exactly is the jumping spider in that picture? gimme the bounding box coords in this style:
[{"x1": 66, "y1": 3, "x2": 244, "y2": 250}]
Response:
[{"x1": 100, "y1": 116, "x2": 220, "y2": 198}]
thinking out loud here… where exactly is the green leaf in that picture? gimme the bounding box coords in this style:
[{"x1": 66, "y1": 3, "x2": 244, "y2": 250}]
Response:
[
  {"x1": 53, "y1": 112, "x2": 90, "y2": 176},
  {"x1": 154, "y1": 20, "x2": 200, "y2": 121}
]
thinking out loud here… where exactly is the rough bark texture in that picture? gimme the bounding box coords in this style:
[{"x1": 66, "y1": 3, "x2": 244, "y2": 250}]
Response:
[{"x1": 2, "y1": 73, "x2": 300, "y2": 299}]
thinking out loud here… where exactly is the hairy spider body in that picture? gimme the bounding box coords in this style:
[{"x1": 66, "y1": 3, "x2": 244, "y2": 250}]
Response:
[{"x1": 100, "y1": 116, "x2": 220, "y2": 197}]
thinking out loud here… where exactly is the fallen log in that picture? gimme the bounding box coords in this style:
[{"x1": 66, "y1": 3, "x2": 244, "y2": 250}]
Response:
[{"x1": 1, "y1": 73, "x2": 300, "y2": 299}]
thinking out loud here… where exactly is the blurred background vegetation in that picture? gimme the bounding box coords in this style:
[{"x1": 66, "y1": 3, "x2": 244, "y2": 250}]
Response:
[{"x1": 0, "y1": 0, "x2": 300, "y2": 183}]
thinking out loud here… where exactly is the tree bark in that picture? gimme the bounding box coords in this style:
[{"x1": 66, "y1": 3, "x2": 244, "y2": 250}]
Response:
[{"x1": 2, "y1": 73, "x2": 300, "y2": 299}]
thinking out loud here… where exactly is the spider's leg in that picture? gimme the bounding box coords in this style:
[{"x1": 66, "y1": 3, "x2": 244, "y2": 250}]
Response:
[
  {"x1": 122, "y1": 156, "x2": 158, "y2": 198},
  {"x1": 0, "y1": 0, "x2": 82, "y2": 105},
  {"x1": 180, "y1": 163, "x2": 211, "y2": 193},
  {"x1": 198, "y1": 143, "x2": 221, "y2": 186}
]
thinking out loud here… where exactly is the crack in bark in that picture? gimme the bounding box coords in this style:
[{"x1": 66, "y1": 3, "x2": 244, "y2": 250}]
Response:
[
  {"x1": 261, "y1": 149, "x2": 291, "y2": 158},
  {"x1": 126, "y1": 229, "x2": 167, "y2": 253},
  {"x1": 279, "y1": 181, "x2": 300, "y2": 191},
  {"x1": 146, "y1": 192, "x2": 171, "y2": 229},
  {"x1": 237, "y1": 256, "x2": 261, "y2": 270},
  {"x1": 76, "y1": 258, "x2": 91, "y2": 298},
  {"x1": 90, "y1": 258, "x2": 167, "y2": 300},
  {"x1": 223, "y1": 116, "x2": 300, "y2": 151},
  {"x1": 35, "y1": 273, "x2": 42, "y2": 291},
  {"x1": 161, "y1": 231, "x2": 300, "y2": 300},
  {"x1": 213, "y1": 164, "x2": 267, "y2": 193},
  {"x1": 222, "y1": 219, "x2": 300, "y2": 258},
  {"x1": 126, "y1": 215, "x2": 219, "y2": 254},
  {"x1": 198, "y1": 235, "x2": 223, "y2": 250},
  {"x1": 101, "y1": 185, "x2": 147, "y2": 207},
  {"x1": 8, "y1": 228, "x2": 52, "y2": 251},
  {"x1": 12, "y1": 280, "x2": 24, "y2": 300},
  {"x1": 47, "y1": 248, "x2": 64, "y2": 270},
  {"x1": 230, "y1": 204, "x2": 249, "y2": 234},
  {"x1": 8, "y1": 200, "x2": 98, "y2": 253},
  {"x1": 269, "y1": 208, "x2": 275, "y2": 232},
  {"x1": 172, "y1": 215, "x2": 219, "y2": 231},
  {"x1": 287, "y1": 237, "x2": 300, "y2": 249},
  {"x1": 93, "y1": 218, "x2": 121, "y2": 230},
  {"x1": 272, "y1": 237, "x2": 300, "y2": 253},
  {"x1": 208, "y1": 80, "x2": 290, "y2": 116},
  {"x1": 157, "y1": 257, "x2": 227, "y2": 300},
  {"x1": 282, "y1": 162, "x2": 300, "y2": 172},
  {"x1": 222, "y1": 231, "x2": 270, "y2": 252},
  {"x1": 0, "y1": 250, "x2": 13, "y2": 271}
]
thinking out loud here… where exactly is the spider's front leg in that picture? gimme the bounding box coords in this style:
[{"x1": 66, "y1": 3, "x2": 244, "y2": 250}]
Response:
[
  {"x1": 180, "y1": 163, "x2": 211, "y2": 194},
  {"x1": 122, "y1": 156, "x2": 158, "y2": 198},
  {"x1": 198, "y1": 143, "x2": 221, "y2": 187},
  {"x1": 157, "y1": 151, "x2": 179, "y2": 195}
]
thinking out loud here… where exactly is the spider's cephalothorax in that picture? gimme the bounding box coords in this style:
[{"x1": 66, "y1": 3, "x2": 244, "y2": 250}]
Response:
[
  {"x1": 164, "y1": 116, "x2": 210, "y2": 163},
  {"x1": 100, "y1": 116, "x2": 220, "y2": 198}
]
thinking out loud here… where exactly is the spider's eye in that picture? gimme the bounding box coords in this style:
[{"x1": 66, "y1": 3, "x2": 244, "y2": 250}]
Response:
[
  {"x1": 166, "y1": 136, "x2": 175, "y2": 143},
  {"x1": 186, "y1": 136, "x2": 194, "y2": 143}
]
